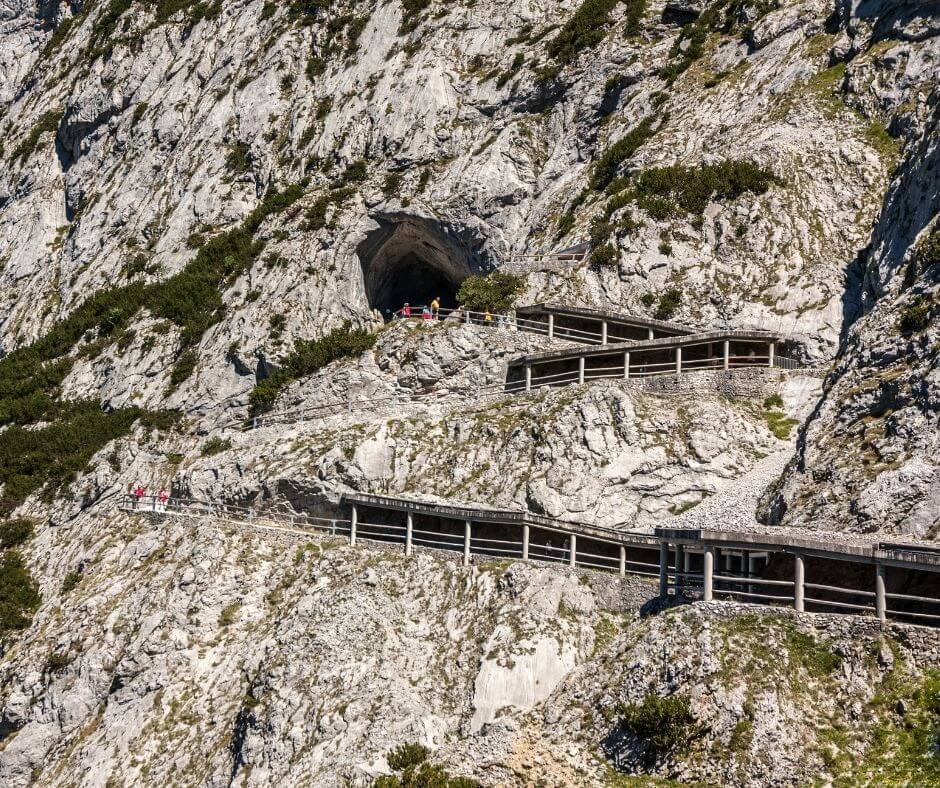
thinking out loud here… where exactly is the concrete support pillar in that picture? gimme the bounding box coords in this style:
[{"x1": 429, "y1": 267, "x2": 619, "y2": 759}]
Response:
[
  {"x1": 723, "y1": 340, "x2": 730, "y2": 370},
  {"x1": 707, "y1": 342, "x2": 713, "y2": 361},
  {"x1": 601, "y1": 320, "x2": 608, "y2": 344},
  {"x1": 794, "y1": 553, "x2": 805, "y2": 612},
  {"x1": 675, "y1": 545, "x2": 685, "y2": 591},
  {"x1": 619, "y1": 545, "x2": 626, "y2": 577},
  {"x1": 569, "y1": 534, "x2": 577, "y2": 568},
  {"x1": 648, "y1": 327, "x2": 655, "y2": 340},
  {"x1": 703, "y1": 546, "x2": 714, "y2": 601},
  {"x1": 768, "y1": 341, "x2": 775, "y2": 368},
  {"x1": 876, "y1": 564, "x2": 886, "y2": 623},
  {"x1": 350, "y1": 504, "x2": 357, "y2": 546},
  {"x1": 465, "y1": 309, "x2": 471, "y2": 324},
  {"x1": 747, "y1": 552, "x2": 759, "y2": 596},
  {"x1": 623, "y1": 351, "x2": 631, "y2": 380},
  {"x1": 578, "y1": 357, "x2": 585, "y2": 384},
  {"x1": 405, "y1": 512, "x2": 413, "y2": 556},
  {"x1": 522, "y1": 524, "x2": 530, "y2": 560},
  {"x1": 463, "y1": 520, "x2": 471, "y2": 566},
  {"x1": 675, "y1": 346, "x2": 682, "y2": 375},
  {"x1": 658, "y1": 543, "x2": 669, "y2": 596},
  {"x1": 547, "y1": 313, "x2": 554, "y2": 340},
  {"x1": 525, "y1": 364, "x2": 532, "y2": 393}
]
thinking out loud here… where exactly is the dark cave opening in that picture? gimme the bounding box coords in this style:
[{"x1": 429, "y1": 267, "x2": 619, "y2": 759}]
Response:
[{"x1": 356, "y1": 213, "x2": 489, "y2": 318}]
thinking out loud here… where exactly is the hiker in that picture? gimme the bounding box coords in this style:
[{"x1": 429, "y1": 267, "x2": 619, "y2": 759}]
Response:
[
  {"x1": 484, "y1": 310, "x2": 493, "y2": 325},
  {"x1": 422, "y1": 306, "x2": 432, "y2": 321},
  {"x1": 133, "y1": 484, "x2": 145, "y2": 509},
  {"x1": 430, "y1": 296, "x2": 440, "y2": 319},
  {"x1": 401, "y1": 302, "x2": 411, "y2": 318},
  {"x1": 158, "y1": 488, "x2": 170, "y2": 512}
]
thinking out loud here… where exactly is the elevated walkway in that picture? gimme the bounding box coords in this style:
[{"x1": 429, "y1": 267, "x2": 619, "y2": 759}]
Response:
[{"x1": 118, "y1": 493, "x2": 940, "y2": 627}]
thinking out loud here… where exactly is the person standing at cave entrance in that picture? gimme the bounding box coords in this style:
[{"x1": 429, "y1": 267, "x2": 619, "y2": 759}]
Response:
[
  {"x1": 430, "y1": 296, "x2": 440, "y2": 320},
  {"x1": 484, "y1": 310, "x2": 493, "y2": 325},
  {"x1": 422, "y1": 306, "x2": 432, "y2": 321},
  {"x1": 401, "y1": 302, "x2": 411, "y2": 318}
]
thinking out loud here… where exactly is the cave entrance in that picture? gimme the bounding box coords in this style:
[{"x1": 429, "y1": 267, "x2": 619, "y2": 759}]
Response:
[{"x1": 357, "y1": 213, "x2": 488, "y2": 318}]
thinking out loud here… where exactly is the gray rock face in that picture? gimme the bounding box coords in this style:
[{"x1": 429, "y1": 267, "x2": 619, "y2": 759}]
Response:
[{"x1": 0, "y1": 0, "x2": 938, "y2": 785}]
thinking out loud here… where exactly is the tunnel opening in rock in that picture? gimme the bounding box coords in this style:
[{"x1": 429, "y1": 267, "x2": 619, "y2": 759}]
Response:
[{"x1": 357, "y1": 213, "x2": 490, "y2": 317}]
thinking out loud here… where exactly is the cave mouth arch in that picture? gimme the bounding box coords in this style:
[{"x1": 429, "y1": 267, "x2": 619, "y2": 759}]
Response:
[{"x1": 357, "y1": 213, "x2": 490, "y2": 318}]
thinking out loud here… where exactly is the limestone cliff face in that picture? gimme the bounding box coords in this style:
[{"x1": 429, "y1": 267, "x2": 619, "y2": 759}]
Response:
[{"x1": 764, "y1": 5, "x2": 940, "y2": 537}]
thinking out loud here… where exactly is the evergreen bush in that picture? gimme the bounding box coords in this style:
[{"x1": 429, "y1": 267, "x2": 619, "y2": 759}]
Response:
[{"x1": 456, "y1": 272, "x2": 525, "y2": 312}]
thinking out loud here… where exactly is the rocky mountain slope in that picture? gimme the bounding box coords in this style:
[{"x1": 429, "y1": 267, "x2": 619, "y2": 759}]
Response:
[{"x1": 0, "y1": 0, "x2": 938, "y2": 785}]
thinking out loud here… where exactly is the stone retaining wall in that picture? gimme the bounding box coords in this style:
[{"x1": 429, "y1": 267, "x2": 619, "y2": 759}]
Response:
[{"x1": 634, "y1": 368, "x2": 783, "y2": 399}]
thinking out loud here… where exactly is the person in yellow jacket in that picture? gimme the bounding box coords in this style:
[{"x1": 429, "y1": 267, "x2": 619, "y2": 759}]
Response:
[{"x1": 430, "y1": 296, "x2": 440, "y2": 319}]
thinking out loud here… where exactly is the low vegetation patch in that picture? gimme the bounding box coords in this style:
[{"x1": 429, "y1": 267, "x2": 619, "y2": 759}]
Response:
[
  {"x1": 629, "y1": 160, "x2": 774, "y2": 219},
  {"x1": 201, "y1": 436, "x2": 232, "y2": 457},
  {"x1": 590, "y1": 116, "x2": 658, "y2": 192},
  {"x1": 761, "y1": 409, "x2": 797, "y2": 440},
  {"x1": 456, "y1": 271, "x2": 525, "y2": 312},
  {"x1": 617, "y1": 693, "x2": 698, "y2": 756},
  {"x1": 12, "y1": 110, "x2": 62, "y2": 164},
  {"x1": 0, "y1": 519, "x2": 33, "y2": 550},
  {"x1": 0, "y1": 545, "x2": 40, "y2": 646},
  {"x1": 376, "y1": 743, "x2": 480, "y2": 787},
  {"x1": 248, "y1": 323, "x2": 376, "y2": 414},
  {"x1": 898, "y1": 294, "x2": 933, "y2": 334}
]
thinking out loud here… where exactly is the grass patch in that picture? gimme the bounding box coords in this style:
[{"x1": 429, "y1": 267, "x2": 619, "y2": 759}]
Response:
[
  {"x1": 200, "y1": 436, "x2": 232, "y2": 456},
  {"x1": 762, "y1": 410, "x2": 797, "y2": 440}
]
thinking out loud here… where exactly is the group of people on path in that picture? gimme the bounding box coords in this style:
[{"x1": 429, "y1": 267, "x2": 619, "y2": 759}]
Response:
[
  {"x1": 131, "y1": 484, "x2": 171, "y2": 512},
  {"x1": 393, "y1": 298, "x2": 510, "y2": 328}
]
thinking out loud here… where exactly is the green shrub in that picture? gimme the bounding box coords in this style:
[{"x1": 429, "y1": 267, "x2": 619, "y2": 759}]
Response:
[
  {"x1": 377, "y1": 743, "x2": 480, "y2": 788},
  {"x1": 45, "y1": 651, "x2": 71, "y2": 673},
  {"x1": 0, "y1": 550, "x2": 41, "y2": 643},
  {"x1": 0, "y1": 519, "x2": 34, "y2": 549},
  {"x1": 654, "y1": 288, "x2": 682, "y2": 320},
  {"x1": 12, "y1": 110, "x2": 62, "y2": 163},
  {"x1": 762, "y1": 410, "x2": 797, "y2": 440},
  {"x1": 763, "y1": 393, "x2": 784, "y2": 410},
  {"x1": 61, "y1": 569, "x2": 82, "y2": 594},
  {"x1": 456, "y1": 272, "x2": 525, "y2": 312},
  {"x1": 785, "y1": 630, "x2": 841, "y2": 677},
  {"x1": 546, "y1": 0, "x2": 620, "y2": 67},
  {"x1": 169, "y1": 350, "x2": 199, "y2": 388},
  {"x1": 633, "y1": 160, "x2": 774, "y2": 218},
  {"x1": 618, "y1": 693, "x2": 696, "y2": 754},
  {"x1": 201, "y1": 436, "x2": 232, "y2": 457},
  {"x1": 383, "y1": 172, "x2": 403, "y2": 195},
  {"x1": 589, "y1": 244, "x2": 617, "y2": 267},
  {"x1": 387, "y1": 744, "x2": 429, "y2": 771},
  {"x1": 899, "y1": 295, "x2": 932, "y2": 334},
  {"x1": 658, "y1": 240, "x2": 673, "y2": 256},
  {"x1": 590, "y1": 116, "x2": 657, "y2": 192},
  {"x1": 640, "y1": 292, "x2": 656, "y2": 308},
  {"x1": 622, "y1": 0, "x2": 647, "y2": 37},
  {"x1": 226, "y1": 142, "x2": 251, "y2": 174},
  {"x1": 248, "y1": 323, "x2": 376, "y2": 414}
]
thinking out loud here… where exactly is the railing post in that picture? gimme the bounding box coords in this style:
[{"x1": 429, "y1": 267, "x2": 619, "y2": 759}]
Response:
[
  {"x1": 525, "y1": 364, "x2": 532, "y2": 393},
  {"x1": 465, "y1": 309, "x2": 471, "y2": 324},
  {"x1": 252, "y1": 416, "x2": 258, "y2": 430},
  {"x1": 569, "y1": 534, "x2": 576, "y2": 568},
  {"x1": 875, "y1": 564, "x2": 886, "y2": 622},
  {"x1": 405, "y1": 512, "x2": 413, "y2": 556},
  {"x1": 723, "y1": 340, "x2": 730, "y2": 370},
  {"x1": 601, "y1": 320, "x2": 608, "y2": 344},
  {"x1": 463, "y1": 520, "x2": 471, "y2": 566},
  {"x1": 675, "y1": 346, "x2": 682, "y2": 375},
  {"x1": 675, "y1": 544, "x2": 684, "y2": 591},
  {"x1": 350, "y1": 504, "x2": 357, "y2": 546},
  {"x1": 793, "y1": 553, "x2": 804, "y2": 612},
  {"x1": 522, "y1": 523, "x2": 529, "y2": 560},
  {"x1": 619, "y1": 545, "x2": 626, "y2": 577},
  {"x1": 703, "y1": 546, "x2": 714, "y2": 601},
  {"x1": 659, "y1": 542, "x2": 669, "y2": 596},
  {"x1": 648, "y1": 327, "x2": 654, "y2": 340},
  {"x1": 547, "y1": 313, "x2": 554, "y2": 340},
  {"x1": 623, "y1": 351, "x2": 630, "y2": 380},
  {"x1": 768, "y1": 341, "x2": 775, "y2": 368},
  {"x1": 578, "y1": 357, "x2": 585, "y2": 384}
]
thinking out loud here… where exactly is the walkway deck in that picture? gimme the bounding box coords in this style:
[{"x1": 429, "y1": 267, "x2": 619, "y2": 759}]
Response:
[{"x1": 118, "y1": 493, "x2": 940, "y2": 627}]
